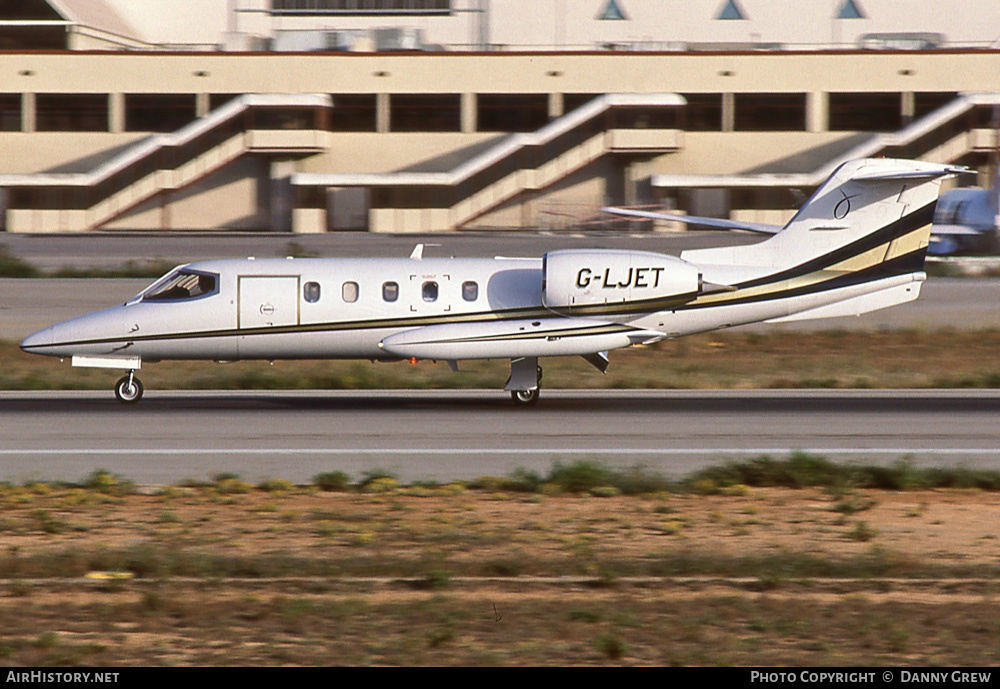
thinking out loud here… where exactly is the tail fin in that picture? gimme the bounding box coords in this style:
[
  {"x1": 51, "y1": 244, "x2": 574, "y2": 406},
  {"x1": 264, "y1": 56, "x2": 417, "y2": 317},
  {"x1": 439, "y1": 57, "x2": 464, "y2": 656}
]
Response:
[{"x1": 681, "y1": 158, "x2": 964, "y2": 271}]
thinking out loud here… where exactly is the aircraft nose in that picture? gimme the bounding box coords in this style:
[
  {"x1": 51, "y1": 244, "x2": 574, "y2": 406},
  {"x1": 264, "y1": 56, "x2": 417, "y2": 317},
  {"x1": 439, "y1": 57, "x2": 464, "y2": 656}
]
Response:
[{"x1": 20, "y1": 326, "x2": 54, "y2": 353}]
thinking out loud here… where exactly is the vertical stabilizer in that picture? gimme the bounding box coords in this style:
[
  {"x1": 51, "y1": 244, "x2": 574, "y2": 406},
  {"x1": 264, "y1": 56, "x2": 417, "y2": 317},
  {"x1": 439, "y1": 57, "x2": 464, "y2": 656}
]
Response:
[{"x1": 682, "y1": 158, "x2": 964, "y2": 272}]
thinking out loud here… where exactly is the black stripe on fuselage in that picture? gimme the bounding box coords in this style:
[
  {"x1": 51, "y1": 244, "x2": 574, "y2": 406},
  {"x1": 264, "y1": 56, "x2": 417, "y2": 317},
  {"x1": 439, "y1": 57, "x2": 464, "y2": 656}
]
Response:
[
  {"x1": 735, "y1": 202, "x2": 934, "y2": 291},
  {"x1": 675, "y1": 248, "x2": 925, "y2": 313}
]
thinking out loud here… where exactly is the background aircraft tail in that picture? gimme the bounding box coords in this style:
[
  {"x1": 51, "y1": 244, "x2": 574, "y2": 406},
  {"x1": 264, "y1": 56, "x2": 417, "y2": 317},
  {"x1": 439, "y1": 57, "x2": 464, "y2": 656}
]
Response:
[{"x1": 681, "y1": 158, "x2": 964, "y2": 273}]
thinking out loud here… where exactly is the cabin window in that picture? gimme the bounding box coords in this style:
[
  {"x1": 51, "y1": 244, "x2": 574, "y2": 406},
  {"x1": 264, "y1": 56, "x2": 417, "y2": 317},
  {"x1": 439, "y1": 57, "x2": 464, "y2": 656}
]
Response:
[
  {"x1": 422, "y1": 281, "x2": 438, "y2": 302},
  {"x1": 143, "y1": 270, "x2": 217, "y2": 301},
  {"x1": 342, "y1": 281, "x2": 359, "y2": 303},
  {"x1": 382, "y1": 281, "x2": 399, "y2": 302},
  {"x1": 462, "y1": 281, "x2": 479, "y2": 301},
  {"x1": 303, "y1": 281, "x2": 321, "y2": 303}
]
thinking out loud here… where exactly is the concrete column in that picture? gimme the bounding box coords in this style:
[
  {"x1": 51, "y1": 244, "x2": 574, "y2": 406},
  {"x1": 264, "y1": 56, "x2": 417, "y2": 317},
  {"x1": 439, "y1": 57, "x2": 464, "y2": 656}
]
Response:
[
  {"x1": 109, "y1": 92, "x2": 125, "y2": 133},
  {"x1": 159, "y1": 192, "x2": 172, "y2": 231},
  {"x1": 269, "y1": 159, "x2": 298, "y2": 233},
  {"x1": 548, "y1": 92, "x2": 564, "y2": 120},
  {"x1": 460, "y1": 92, "x2": 477, "y2": 133},
  {"x1": 520, "y1": 191, "x2": 536, "y2": 228},
  {"x1": 195, "y1": 92, "x2": 211, "y2": 118},
  {"x1": 806, "y1": 91, "x2": 829, "y2": 132},
  {"x1": 901, "y1": 91, "x2": 916, "y2": 127},
  {"x1": 721, "y1": 92, "x2": 735, "y2": 132},
  {"x1": 21, "y1": 92, "x2": 35, "y2": 133},
  {"x1": 376, "y1": 92, "x2": 390, "y2": 133}
]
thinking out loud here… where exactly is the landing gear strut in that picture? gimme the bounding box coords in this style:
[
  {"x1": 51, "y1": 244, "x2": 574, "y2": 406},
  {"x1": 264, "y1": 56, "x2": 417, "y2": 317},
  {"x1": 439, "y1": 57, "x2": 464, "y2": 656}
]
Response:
[
  {"x1": 114, "y1": 371, "x2": 144, "y2": 404},
  {"x1": 506, "y1": 356, "x2": 542, "y2": 406}
]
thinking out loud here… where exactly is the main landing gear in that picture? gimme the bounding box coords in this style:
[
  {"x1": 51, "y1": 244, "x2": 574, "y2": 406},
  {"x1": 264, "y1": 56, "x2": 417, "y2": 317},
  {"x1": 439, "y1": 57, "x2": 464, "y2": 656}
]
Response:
[
  {"x1": 114, "y1": 371, "x2": 144, "y2": 404},
  {"x1": 510, "y1": 387, "x2": 539, "y2": 405},
  {"x1": 506, "y1": 356, "x2": 542, "y2": 406}
]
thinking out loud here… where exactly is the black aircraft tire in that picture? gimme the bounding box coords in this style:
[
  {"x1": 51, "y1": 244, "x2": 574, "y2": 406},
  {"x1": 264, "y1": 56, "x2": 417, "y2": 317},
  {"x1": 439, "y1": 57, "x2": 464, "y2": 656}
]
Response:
[
  {"x1": 510, "y1": 388, "x2": 539, "y2": 406},
  {"x1": 114, "y1": 376, "x2": 144, "y2": 404}
]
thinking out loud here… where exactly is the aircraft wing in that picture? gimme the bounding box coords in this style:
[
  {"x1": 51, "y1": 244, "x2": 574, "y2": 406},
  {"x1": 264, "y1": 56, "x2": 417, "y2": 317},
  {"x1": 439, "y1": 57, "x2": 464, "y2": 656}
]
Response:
[
  {"x1": 601, "y1": 207, "x2": 782, "y2": 234},
  {"x1": 379, "y1": 318, "x2": 663, "y2": 360},
  {"x1": 931, "y1": 225, "x2": 986, "y2": 236}
]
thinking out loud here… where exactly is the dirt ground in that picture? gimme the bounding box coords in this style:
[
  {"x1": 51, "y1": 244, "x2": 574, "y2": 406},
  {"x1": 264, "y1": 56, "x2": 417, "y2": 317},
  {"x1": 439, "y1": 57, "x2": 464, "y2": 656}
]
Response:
[{"x1": 0, "y1": 485, "x2": 998, "y2": 666}]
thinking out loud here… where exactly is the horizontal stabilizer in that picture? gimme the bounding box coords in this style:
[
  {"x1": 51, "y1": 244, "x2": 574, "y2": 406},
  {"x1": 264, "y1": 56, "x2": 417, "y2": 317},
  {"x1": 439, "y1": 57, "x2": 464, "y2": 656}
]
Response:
[
  {"x1": 601, "y1": 207, "x2": 781, "y2": 234},
  {"x1": 932, "y1": 225, "x2": 985, "y2": 236}
]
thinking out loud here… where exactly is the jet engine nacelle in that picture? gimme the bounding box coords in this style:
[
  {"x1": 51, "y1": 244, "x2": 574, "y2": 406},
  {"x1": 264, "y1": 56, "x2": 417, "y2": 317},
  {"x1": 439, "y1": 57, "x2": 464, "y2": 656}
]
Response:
[{"x1": 542, "y1": 249, "x2": 701, "y2": 313}]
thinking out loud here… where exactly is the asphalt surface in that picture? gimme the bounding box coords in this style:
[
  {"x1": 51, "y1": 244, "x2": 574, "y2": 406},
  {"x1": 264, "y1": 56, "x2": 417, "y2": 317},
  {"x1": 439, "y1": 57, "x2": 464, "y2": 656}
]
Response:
[
  {"x1": 3, "y1": 232, "x2": 999, "y2": 488},
  {"x1": 1, "y1": 389, "x2": 998, "y2": 486}
]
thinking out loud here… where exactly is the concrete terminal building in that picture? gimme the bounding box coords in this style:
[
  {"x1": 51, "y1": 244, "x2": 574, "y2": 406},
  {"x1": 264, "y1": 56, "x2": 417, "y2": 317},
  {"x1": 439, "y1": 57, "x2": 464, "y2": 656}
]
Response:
[{"x1": 1, "y1": 0, "x2": 999, "y2": 233}]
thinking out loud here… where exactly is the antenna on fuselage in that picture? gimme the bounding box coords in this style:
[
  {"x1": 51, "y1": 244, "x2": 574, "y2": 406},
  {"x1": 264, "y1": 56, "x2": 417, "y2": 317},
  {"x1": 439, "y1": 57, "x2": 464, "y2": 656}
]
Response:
[{"x1": 409, "y1": 243, "x2": 440, "y2": 260}]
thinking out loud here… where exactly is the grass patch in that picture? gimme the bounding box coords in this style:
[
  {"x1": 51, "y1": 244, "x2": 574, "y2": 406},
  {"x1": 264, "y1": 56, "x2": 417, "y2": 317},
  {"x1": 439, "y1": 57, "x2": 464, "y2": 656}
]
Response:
[
  {"x1": 0, "y1": 246, "x2": 40, "y2": 278},
  {"x1": 0, "y1": 463, "x2": 998, "y2": 665}
]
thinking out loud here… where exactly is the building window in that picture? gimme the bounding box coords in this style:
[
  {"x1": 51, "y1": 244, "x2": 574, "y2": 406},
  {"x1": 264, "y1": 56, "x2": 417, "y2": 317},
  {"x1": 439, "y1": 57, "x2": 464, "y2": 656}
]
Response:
[
  {"x1": 342, "y1": 281, "x2": 359, "y2": 303},
  {"x1": 304, "y1": 281, "x2": 321, "y2": 303},
  {"x1": 462, "y1": 281, "x2": 479, "y2": 302},
  {"x1": 422, "y1": 281, "x2": 438, "y2": 302},
  {"x1": 125, "y1": 94, "x2": 197, "y2": 133},
  {"x1": 829, "y1": 92, "x2": 901, "y2": 131},
  {"x1": 36, "y1": 94, "x2": 108, "y2": 132},
  {"x1": 734, "y1": 93, "x2": 807, "y2": 132},
  {"x1": 680, "y1": 93, "x2": 723, "y2": 131},
  {"x1": 597, "y1": 0, "x2": 628, "y2": 21},
  {"x1": 477, "y1": 94, "x2": 549, "y2": 132},
  {"x1": 837, "y1": 0, "x2": 865, "y2": 20},
  {"x1": 716, "y1": 0, "x2": 746, "y2": 20},
  {"x1": 390, "y1": 94, "x2": 461, "y2": 132},
  {"x1": 0, "y1": 94, "x2": 21, "y2": 132},
  {"x1": 330, "y1": 94, "x2": 377, "y2": 132},
  {"x1": 209, "y1": 94, "x2": 239, "y2": 111},
  {"x1": 382, "y1": 281, "x2": 399, "y2": 302},
  {"x1": 914, "y1": 92, "x2": 958, "y2": 119},
  {"x1": 271, "y1": 0, "x2": 452, "y2": 16}
]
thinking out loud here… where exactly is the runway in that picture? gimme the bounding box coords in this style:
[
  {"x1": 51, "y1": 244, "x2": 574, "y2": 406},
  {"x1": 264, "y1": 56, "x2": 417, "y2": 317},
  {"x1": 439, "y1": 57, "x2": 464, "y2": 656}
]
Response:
[{"x1": 1, "y1": 389, "x2": 998, "y2": 486}]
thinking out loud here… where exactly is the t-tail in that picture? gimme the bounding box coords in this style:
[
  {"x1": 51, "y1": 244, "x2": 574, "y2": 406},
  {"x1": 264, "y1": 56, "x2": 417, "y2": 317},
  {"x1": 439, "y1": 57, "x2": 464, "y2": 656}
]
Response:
[
  {"x1": 678, "y1": 158, "x2": 965, "y2": 324},
  {"x1": 683, "y1": 158, "x2": 964, "y2": 271}
]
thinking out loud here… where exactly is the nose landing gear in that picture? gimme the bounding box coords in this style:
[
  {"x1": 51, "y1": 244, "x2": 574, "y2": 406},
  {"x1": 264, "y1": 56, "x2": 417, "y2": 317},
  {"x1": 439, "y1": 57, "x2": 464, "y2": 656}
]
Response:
[{"x1": 114, "y1": 371, "x2": 144, "y2": 404}]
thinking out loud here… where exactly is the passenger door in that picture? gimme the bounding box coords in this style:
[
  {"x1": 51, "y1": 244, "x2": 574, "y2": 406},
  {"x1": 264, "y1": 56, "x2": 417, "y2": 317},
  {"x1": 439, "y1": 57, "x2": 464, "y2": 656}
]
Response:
[{"x1": 238, "y1": 276, "x2": 300, "y2": 329}]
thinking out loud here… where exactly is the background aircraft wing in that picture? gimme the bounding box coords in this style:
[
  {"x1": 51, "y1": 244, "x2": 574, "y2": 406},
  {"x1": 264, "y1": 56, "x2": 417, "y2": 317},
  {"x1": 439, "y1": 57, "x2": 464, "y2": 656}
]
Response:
[
  {"x1": 601, "y1": 207, "x2": 782, "y2": 234},
  {"x1": 931, "y1": 225, "x2": 986, "y2": 236}
]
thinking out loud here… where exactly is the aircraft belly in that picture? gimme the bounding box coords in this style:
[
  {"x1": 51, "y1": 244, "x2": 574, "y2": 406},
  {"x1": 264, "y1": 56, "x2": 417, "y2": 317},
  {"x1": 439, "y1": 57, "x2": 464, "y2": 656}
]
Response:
[
  {"x1": 235, "y1": 328, "x2": 386, "y2": 359},
  {"x1": 130, "y1": 335, "x2": 239, "y2": 360}
]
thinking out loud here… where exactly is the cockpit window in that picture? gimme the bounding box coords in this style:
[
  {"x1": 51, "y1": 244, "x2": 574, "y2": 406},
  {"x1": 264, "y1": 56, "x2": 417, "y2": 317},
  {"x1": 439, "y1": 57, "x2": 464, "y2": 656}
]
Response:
[{"x1": 143, "y1": 270, "x2": 217, "y2": 301}]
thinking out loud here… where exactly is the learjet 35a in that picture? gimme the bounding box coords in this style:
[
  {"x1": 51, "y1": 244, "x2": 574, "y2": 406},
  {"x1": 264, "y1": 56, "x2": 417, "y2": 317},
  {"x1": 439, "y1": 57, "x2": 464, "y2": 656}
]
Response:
[{"x1": 21, "y1": 158, "x2": 961, "y2": 405}]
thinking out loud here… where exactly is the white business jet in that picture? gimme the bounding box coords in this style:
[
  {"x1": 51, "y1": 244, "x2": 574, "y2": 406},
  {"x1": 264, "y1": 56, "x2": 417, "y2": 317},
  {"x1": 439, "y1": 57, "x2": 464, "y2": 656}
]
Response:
[{"x1": 21, "y1": 158, "x2": 961, "y2": 405}]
